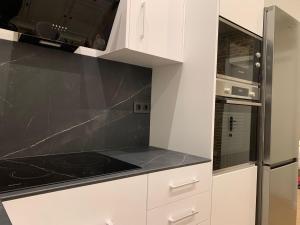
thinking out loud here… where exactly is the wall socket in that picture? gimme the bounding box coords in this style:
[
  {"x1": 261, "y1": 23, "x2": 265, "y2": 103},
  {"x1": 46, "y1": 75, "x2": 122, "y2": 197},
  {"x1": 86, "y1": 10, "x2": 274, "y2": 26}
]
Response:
[{"x1": 134, "y1": 102, "x2": 151, "y2": 114}]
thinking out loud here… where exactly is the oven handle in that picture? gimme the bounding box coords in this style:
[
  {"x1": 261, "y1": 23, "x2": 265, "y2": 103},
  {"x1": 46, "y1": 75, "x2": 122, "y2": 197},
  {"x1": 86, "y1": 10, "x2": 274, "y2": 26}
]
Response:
[{"x1": 225, "y1": 99, "x2": 262, "y2": 106}]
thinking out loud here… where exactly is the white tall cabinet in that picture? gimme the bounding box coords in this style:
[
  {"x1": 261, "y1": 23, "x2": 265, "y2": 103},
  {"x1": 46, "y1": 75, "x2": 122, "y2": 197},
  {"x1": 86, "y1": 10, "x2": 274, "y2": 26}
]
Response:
[
  {"x1": 150, "y1": 0, "x2": 219, "y2": 159},
  {"x1": 211, "y1": 166, "x2": 258, "y2": 225},
  {"x1": 209, "y1": 2, "x2": 264, "y2": 225},
  {"x1": 220, "y1": 0, "x2": 264, "y2": 36}
]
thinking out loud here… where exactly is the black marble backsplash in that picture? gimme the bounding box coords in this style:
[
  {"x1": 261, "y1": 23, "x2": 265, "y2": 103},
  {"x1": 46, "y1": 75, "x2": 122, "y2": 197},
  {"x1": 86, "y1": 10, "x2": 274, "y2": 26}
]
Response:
[{"x1": 0, "y1": 39, "x2": 152, "y2": 159}]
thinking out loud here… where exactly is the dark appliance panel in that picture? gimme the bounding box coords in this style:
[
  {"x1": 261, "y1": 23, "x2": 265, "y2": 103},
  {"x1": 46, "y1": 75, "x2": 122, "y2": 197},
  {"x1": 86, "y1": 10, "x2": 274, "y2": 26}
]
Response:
[
  {"x1": 0, "y1": 152, "x2": 140, "y2": 194},
  {"x1": 0, "y1": 0, "x2": 120, "y2": 51},
  {"x1": 217, "y1": 17, "x2": 262, "y2": 85},
  {"x1": 213, "y1": 98, "x2": 259, "y2": 170}
]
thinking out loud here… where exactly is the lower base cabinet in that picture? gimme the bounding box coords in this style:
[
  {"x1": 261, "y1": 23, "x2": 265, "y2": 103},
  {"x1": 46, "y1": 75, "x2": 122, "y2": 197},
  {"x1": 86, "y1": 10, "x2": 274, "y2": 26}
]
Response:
[
  {"x1": 211, "y1": 165, "x2": 257, "y2": 225},
  {"x1": 3, "y1": 163, "x2": 212, "y2": 225},
  {"x1": 3, "y1": 175, "x2": 148, "y2": 225}
]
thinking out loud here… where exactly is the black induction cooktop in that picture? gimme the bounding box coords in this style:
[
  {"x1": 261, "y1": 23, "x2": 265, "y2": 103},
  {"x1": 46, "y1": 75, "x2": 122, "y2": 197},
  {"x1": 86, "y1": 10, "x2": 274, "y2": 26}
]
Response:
[{"x1": 0, "y1": 152, "x2": 140, "y2": 194}]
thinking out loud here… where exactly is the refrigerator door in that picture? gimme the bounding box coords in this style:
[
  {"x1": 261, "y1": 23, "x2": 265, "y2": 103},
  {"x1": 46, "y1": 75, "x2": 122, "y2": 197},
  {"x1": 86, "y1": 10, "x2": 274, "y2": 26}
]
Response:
[
  {"x1": 263, "y1": 6, "x2": 299, "y2": 166},
  {"x1": 262, "y1": 163, "x2": 297, "y2": 225}
]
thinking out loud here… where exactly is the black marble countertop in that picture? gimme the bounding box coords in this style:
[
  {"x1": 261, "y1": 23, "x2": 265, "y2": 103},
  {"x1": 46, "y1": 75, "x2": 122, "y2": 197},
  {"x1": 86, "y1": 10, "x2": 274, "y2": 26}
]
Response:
[{"x1": 0, "y1": 146, "x2": 210, "y2": 225}]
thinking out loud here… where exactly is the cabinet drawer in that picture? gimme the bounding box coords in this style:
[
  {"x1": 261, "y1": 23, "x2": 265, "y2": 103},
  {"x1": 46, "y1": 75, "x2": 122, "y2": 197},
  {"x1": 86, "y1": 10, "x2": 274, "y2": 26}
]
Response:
[
  {"x1": 147, "y1": 163, "x2": 211, "y2": 209},
  {"x1": 199, "y1": 220, "x2": 210, "y2": 225},
  {"x1": 3, "y1": 175, "x2": 147, "y2": 225},
  {"x1": 147, "y1": 192, "x2": 210, "y2": 225}
]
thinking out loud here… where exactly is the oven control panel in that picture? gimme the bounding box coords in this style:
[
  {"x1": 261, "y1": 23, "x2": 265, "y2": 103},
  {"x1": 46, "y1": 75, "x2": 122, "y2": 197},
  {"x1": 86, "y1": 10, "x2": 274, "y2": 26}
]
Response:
[{"x1": 216, "y1": 78, "x2": 260, "y2": 101}]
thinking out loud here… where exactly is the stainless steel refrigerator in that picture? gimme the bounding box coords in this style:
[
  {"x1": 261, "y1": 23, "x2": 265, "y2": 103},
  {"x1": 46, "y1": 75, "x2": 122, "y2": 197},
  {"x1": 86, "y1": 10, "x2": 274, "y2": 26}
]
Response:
[{"x1": 258, "y1": 6, "x2": 299, "y2": 225}]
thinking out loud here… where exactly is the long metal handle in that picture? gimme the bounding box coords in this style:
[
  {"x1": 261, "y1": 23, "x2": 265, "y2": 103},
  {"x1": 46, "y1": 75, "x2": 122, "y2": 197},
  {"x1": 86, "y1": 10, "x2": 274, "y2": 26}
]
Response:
[
  {"x1": 225, "y1": 99, "x2": 262, "y2": 107},
  {"x1": 168, "y1": 209, "x2": 199, "y2": 223},
  {"x1": 169, "y1": 178, "x2": 200, "y2": 189},
  {"x1": 140, "y1": 1, "x2": 146, "y2": 39}
]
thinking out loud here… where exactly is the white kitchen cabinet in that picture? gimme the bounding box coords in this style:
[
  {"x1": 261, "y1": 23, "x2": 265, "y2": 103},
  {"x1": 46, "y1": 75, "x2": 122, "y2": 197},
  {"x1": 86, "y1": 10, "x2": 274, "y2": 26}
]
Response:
[
  {"x1": 211, "y1": 165, "x2": 257, "y2": 225},
  {"x1": 128, "y1": 0, "x2": 185, "y2": 61},
  {"x1": 98, "y1": 0, "x2": 185, "y2": 67},
  {"x1": 3, "y1": 175, "x2": 147, "y2": 225},
  {"x1": 219, "y1": 0, "x2": 264, "y2": 36}
]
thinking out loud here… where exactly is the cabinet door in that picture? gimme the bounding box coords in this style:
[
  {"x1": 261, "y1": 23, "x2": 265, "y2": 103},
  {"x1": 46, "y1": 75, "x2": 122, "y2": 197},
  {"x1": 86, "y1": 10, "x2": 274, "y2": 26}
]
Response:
[
  {"x1": 220, "y1": 0, "x2": 264, "y2": 36},
  {"x1": 211, "y1": 166, "x2": 257, "y2": 225},
  {"x1": 128, "y1": 0, "x2": 185, "y2": 60},
  {"x1": 3, "y1": 175, "x2": 147, "y2": 225}
]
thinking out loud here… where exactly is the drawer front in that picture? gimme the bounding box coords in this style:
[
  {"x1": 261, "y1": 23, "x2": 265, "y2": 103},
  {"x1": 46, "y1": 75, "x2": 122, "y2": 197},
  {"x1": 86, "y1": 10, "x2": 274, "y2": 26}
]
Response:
[
  {"x1": 198, "y1": 220, "x2": 210, "y2": 225},
  {"x1": 199, "y1": 220, "x2": 210, "y2": 225},
  {"x1": 3, "y1": 175, "x2": 147, "y2": 225},
  {"x1": 147, "y1": 192, "x2": 211, "y2": 225},
  {"x1": 147, "y1": 163, "x2": 211, "y2": 209}
]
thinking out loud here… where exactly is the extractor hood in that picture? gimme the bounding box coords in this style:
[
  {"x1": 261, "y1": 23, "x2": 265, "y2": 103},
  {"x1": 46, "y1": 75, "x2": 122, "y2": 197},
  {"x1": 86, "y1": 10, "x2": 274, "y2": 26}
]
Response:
[{"x1": 0, "y1": 0, "x2": 120, "y2": 52}]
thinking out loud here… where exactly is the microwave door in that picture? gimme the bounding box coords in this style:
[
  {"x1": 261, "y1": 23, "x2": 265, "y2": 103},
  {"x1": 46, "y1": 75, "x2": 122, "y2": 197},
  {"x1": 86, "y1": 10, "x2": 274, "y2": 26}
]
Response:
[
  {"x1": 225, "y1": 56, "x2": 254, "y2": 79},
  {"x1": 218, "y1": 17, "x2": 262, "y2": 84}
]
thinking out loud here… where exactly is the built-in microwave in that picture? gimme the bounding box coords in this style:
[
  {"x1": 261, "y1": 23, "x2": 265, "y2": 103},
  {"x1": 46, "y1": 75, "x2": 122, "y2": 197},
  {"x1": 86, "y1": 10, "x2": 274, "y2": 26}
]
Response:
[
  {"x1": 217, "y1": 17, "x2": 263, "y2": 85},
  {"x1": 213, "y1": 78, "x2": 261, "y2": 171}
]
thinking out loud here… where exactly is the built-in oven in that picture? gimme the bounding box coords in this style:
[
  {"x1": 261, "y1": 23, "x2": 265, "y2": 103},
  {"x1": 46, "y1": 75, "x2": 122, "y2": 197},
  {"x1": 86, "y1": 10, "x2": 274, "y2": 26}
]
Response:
[
  {"x1": 213, "y1": 78, "x2": 261, "y2": 171},
  {"x1": 217, "y1": 17, "x2": 263, "y2": 86}
]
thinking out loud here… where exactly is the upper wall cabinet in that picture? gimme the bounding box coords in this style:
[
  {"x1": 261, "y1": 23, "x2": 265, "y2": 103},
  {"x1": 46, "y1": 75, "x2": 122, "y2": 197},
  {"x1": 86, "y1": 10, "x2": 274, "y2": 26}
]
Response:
[
  {"x1": 77, "y1": 0, "x2": 185, "y2": 67},
  {"x1": 219, "y1": 0, "x2": 264, "y2": 36}
]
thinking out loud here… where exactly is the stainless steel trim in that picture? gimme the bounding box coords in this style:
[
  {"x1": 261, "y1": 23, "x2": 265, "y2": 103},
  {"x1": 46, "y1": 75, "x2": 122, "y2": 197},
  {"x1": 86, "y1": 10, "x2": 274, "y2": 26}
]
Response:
[
  {"x1": 213, "y1": 162, "x2": 256, "y2": 176},
  {"x1": 256, "y1": 7, "x2": 273, "y2": 225},
  {"x1": 168, "y1": 209, "x2": 200, "y2": 223},
  {"x1": 216, "y1": 78, "x2": 260, "y2": 101},
  {"x1": 225, "y1": 99, "x2": 262, "y2": 106},
  {"x1": 217, "y1": 74, "x2": 259, "y2": 87},
  {"x1": 219, "y1": 17, "x2": 263, "y2": 39}
]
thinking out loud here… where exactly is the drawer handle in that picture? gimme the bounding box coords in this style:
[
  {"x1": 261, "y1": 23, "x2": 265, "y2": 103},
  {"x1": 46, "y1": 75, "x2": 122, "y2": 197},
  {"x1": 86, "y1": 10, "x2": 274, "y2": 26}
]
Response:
[
  {"x1": 169, "y1": 178, "x2": 200, "y2": 189},
  {"x1": 140, "y1": 0, "x2": 146, "y2": 39},
  {"x1": 168, "y1": 209, "x2": 200, "y2": 223}
]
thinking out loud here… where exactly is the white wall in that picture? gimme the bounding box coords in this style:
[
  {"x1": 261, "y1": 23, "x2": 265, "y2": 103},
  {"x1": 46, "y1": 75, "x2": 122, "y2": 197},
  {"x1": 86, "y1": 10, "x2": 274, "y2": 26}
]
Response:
[{"x1": 150, "y1": 0, "x2": 219, "y2": 158}]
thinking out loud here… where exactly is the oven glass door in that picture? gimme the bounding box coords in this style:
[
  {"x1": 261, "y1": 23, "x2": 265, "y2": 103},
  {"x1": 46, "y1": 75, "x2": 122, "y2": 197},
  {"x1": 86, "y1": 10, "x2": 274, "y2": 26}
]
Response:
[
  {"x1": 217, "y1": 18, "x2": 262, "y2": 84},
  {"x1": 213, "y1": 99, "x2": 258, "y2": 170}
]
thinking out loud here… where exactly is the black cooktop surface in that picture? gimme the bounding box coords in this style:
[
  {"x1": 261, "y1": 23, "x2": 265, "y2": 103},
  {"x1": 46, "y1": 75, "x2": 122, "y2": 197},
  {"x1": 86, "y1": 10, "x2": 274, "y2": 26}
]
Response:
[{"x1": 0, "y1": 152, "x2": 140, "y2": 194}]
